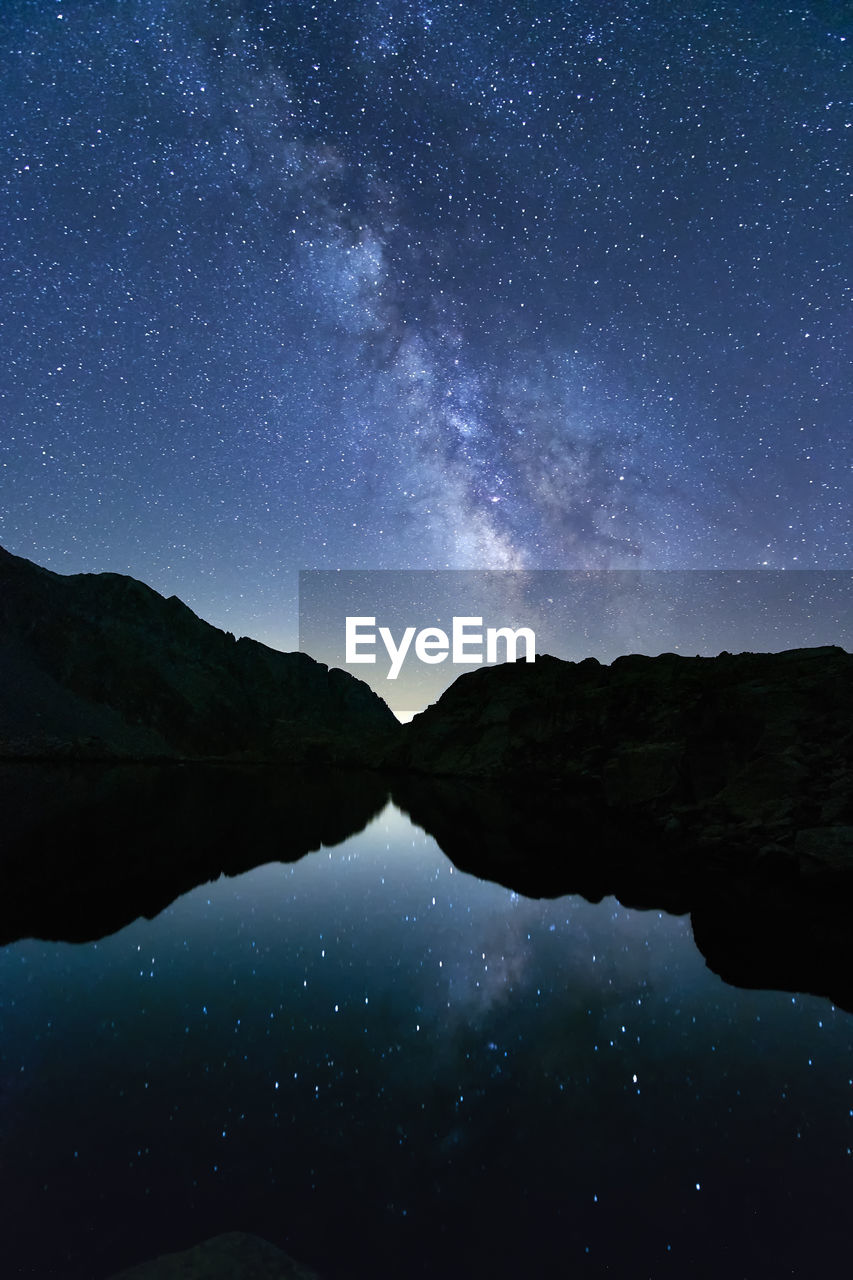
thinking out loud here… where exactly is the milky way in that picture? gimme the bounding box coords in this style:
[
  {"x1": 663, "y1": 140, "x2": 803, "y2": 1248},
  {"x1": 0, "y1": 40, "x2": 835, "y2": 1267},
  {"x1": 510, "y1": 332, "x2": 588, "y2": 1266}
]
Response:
[{"x1": 0, "y1": 1, "x2": 849, "y2": 647}]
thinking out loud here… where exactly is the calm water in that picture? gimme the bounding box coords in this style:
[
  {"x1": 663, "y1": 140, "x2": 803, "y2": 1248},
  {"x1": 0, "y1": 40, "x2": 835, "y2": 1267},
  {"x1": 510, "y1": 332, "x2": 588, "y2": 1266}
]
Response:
[{"x1": 2, "y1": 800, "x2": 852, "y2": 1278}]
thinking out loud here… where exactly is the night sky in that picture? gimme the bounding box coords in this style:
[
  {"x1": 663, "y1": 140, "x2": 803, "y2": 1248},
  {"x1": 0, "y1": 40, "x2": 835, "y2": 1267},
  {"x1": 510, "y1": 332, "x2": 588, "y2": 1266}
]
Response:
[{"x1": 0, "y1": 0, "x2": 849, "y2": 650}]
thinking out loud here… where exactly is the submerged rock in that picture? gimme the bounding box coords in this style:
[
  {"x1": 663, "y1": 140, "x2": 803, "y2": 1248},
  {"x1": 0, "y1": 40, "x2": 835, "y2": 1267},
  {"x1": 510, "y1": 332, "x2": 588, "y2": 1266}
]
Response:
[
  {"x1": 108, "y1": 1231, "x2": 321, "y2": 1279},
  {"x1": 0, "y1": 545, "x2": 400, "y2": 764}
]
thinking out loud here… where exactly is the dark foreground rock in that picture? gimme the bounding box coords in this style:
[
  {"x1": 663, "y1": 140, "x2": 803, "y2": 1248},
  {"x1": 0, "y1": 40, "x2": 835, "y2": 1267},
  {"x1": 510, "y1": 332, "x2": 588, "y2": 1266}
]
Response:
[
  {"x1": 108, "y1": 1232, "x2": 321, "y2": 1279},
  {"x1": 0, "y1": 545, "x2": 400, "y2": 764}
]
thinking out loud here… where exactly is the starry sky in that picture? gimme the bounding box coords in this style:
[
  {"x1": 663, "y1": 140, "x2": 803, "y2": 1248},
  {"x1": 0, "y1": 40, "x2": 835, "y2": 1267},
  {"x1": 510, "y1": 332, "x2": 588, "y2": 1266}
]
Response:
[{"x1": 0, "y1": 0, "x2": 849, "y2": 650}]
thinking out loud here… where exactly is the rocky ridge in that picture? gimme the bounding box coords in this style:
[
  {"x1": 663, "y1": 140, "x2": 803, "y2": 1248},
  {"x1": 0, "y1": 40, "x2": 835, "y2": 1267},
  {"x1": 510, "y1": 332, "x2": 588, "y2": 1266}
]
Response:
[
  {"x1": 0, "y1": 545, "x2": 399, "y2": 763},
  {"x1": 393, "y1": 644, "x2": 852, "y2": 861}
]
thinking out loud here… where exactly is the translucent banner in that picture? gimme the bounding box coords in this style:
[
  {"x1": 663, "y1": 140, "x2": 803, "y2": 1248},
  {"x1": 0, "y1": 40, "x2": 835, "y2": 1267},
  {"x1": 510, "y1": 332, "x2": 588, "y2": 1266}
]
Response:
[{"x1": 299, "y1": 570, "x2": 853, "y2": 716}]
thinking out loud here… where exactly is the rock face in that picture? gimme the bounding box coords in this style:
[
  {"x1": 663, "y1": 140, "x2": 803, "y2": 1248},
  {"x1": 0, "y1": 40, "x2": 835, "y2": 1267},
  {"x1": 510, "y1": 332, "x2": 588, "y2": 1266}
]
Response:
[
  {"x1": 0, "y1": 546, "x2": 400, "y2": 763},
  {"x1": 393, "y1": 646, "x2": 852, "y2": 849}
]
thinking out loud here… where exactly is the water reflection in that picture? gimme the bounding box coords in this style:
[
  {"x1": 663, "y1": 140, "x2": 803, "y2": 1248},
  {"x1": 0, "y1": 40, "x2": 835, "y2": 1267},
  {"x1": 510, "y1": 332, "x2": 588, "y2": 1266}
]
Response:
[
  {"x1": 1, "y1": 792, "x2": 852, "y2": 1278},
  {"x1": 4, "y1": 764, "x2": 853, "y2": 1018},
  {"x1": 0, "y1": 762, "x2": 390, "y2": 944},
  {"x1": 392, "y1": 772, "x2": 853, "y2": 1015}
]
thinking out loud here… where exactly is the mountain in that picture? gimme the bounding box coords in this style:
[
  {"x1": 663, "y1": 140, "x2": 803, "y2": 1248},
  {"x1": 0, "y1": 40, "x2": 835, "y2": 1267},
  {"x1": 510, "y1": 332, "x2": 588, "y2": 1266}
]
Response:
[
  {"x1": 108, "y1": 1232, "x2": 322, "y2": 1279},
  {"x1": 2, "y1": 544, "x2": 852, "y2": 1008},
  {"x1": 394, "y1": 646, "x2": 852, "y2": 816},
  {"x1": 0, "y1": 545, "x2": 400, "y2": 763},
  {"x1": 392, "y1": 644, "x2": 853, "y2": 897}
]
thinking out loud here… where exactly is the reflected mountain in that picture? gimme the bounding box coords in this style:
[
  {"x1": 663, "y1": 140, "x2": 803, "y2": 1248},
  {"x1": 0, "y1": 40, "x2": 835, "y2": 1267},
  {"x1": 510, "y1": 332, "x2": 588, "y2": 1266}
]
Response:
[
  {"x1": 391, "y1": 772, "x2": 853, "y2": 1014},
  {"x1": 0, "y1": 763, "x2": 390, "y2": 945},
  {"x1": 390, "y1": 772, "x2": 693, "y2": 908},
  {"x1": 2, "y1": 544, "x2": 852, "y2": 1012},
  {"x1": 3, "y1": 760, "x2": 853, "y2": 1014},
  {"x1": 386, "y1": 642, "x2": 853, "y2": 1010}
]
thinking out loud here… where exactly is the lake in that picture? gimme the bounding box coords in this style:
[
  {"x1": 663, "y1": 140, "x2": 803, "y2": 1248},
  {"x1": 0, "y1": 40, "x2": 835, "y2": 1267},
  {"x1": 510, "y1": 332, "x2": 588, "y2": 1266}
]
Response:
[{"x1": 2, "y1": 796, "x2": 852, "y2": 1277}]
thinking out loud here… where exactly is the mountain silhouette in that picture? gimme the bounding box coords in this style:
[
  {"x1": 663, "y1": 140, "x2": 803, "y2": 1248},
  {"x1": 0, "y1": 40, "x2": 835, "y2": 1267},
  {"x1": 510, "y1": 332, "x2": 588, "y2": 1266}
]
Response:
[
  {"x1": 0, "y1": 545, "x2": 399, "y2": 763},
  {"x1": 2, "y1": 544, "x2": 852, "y2": 1010}
]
